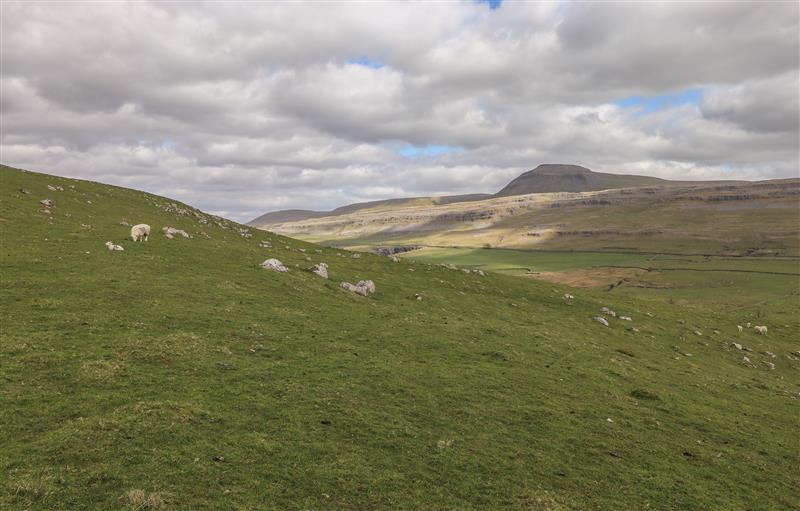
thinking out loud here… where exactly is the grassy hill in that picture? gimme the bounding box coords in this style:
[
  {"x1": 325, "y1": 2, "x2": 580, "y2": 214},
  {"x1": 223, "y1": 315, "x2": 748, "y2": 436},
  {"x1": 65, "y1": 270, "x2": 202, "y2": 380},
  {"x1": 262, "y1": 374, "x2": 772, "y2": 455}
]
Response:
[{"x1": 1, "y1": 164, "x2": 798, "y2": 510}]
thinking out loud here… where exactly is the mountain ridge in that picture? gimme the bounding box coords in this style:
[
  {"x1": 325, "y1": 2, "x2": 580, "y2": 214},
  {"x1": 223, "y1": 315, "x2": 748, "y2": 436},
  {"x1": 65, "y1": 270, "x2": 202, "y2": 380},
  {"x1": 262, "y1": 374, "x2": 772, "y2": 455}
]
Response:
[{"x1": 249, "y1": 164, "x2": 743, "y2": 226}]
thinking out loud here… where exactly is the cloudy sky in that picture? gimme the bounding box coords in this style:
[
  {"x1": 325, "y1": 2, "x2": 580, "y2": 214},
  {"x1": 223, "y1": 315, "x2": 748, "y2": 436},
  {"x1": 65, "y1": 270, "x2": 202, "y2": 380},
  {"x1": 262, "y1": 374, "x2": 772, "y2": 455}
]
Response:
[{"x1": 2, "y1": 1, "x2": 798, "y2": 221}]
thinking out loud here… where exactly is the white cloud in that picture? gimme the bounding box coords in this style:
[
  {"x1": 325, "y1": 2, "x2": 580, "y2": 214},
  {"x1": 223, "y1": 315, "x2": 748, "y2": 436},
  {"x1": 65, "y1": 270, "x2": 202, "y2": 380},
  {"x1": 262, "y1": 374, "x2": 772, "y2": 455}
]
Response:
[{"x1": 1, "y1": 0, "x2": 797, "y2": 221}]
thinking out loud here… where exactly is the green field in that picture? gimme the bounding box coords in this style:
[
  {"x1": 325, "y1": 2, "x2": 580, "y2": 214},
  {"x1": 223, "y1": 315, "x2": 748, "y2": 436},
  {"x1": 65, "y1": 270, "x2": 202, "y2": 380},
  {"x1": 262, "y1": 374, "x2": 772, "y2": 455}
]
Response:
[
  {"x1": 2, "y1": 165, "x2": 799, "y2": 510},
  {"x1": 405, "y1": 247, "x2": 800, "y2": 311}
]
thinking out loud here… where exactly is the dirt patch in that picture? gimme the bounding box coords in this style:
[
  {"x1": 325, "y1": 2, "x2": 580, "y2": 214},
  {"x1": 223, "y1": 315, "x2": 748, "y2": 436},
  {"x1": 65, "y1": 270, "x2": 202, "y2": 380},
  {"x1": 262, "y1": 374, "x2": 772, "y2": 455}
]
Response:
[{"x1": 529, "y1": 267, "x2": 648, "y2": 288}]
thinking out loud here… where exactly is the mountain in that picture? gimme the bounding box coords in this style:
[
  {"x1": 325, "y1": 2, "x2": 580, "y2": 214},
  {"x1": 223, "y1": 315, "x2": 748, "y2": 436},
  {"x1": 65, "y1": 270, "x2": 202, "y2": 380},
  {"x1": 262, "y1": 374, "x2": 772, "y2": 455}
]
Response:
[
  {"x1": 250, "y1": 166, "x2": 798, "y2": 256},
  {"x1": 495, "y1": 164, "x2": 680, "y2": 195},
  {"x1": 250, "y1": 164, "x2": 742, "y2": 229},
  {"x1": 1, "y1": 164, "x2": 797, "y2": 509}
]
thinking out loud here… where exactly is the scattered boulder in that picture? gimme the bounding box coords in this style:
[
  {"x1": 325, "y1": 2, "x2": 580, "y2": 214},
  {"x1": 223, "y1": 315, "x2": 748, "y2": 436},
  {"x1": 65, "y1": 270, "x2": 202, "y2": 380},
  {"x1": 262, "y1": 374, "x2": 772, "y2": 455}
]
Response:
[
  {"x1": 351, "y1": 253, "x2": 361, "y2": 259},
  {"x1": 763, "y1": 361, "x2": 776, "y2": 370},
  {"x1": 414, "y1": 293, "x2": 423, "y2": 301},
  {"x1": 762, "y1": 351, "x2": 776, "y2": 358},
  {"x1": 693, "y1": 330, "x2": 703, "y2": 336},
  {"x1": 389, "y1": 255, "x2": 400, "y2": 263},
  {"x1": 731, "y1": 342, "x2": 743, "y2": 350},
  {"x1": 119, "y1": 219, "x2": 131, "y2": 227},
  {"x1": 105, "y1": 241, "x2": 124, "y2": 251},
  {"x1": 259, "y1": 240, "x2": 272, "y2": 248},
  {"x1": 340, "y1": 280, "x2": 375, "y2": 296},
  {"x1": 594, "y1": 316, "x2": 609, "y2": 327},
  {"x1": 600, "y1": 307, "x2": 616, "y2": 317},
  {"x1": 563, "y1": 293, "x2": 574, "y2": 300},
  {"x1": 373, "y1": 245, "x2": 421, "y2": 257},
  {"x1": 40, "y1": 199, "x2": 54, "y2": 208},
  {"x1": 19, "y1": 188, "x2": 30, "y2": 194},
  {"x1": 260, "y1": 258, "x2": 288, "y2": 272},
  {"x1": 47, "y1": 184, "x2": 64, "y2": 191},
  {"x1": 754, "y1": 325, "x2": 768, "y2": 335},
  {"x1": 311, "y1": 262, "x2": 328, "y2": 279},
  {"x1": 619, "y1": 316, "x2": 632, "y2": 321},
  {"x1": 162, "y1": 226, "x2": 189, "y2": 239}
]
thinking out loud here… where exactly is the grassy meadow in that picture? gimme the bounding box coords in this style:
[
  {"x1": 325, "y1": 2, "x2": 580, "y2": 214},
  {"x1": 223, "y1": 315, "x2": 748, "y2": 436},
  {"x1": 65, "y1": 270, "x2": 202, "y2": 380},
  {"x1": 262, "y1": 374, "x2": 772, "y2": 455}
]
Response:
[{"x1": 1, "y1": 165, "x2": 799, "y2": 510}]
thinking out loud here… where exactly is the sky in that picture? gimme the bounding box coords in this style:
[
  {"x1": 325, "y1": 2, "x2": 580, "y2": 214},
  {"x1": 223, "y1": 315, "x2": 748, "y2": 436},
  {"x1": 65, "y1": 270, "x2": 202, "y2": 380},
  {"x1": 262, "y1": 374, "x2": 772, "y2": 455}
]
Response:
[{"x1": 2, "y1": 1, "x2": 798, "y2": 222}]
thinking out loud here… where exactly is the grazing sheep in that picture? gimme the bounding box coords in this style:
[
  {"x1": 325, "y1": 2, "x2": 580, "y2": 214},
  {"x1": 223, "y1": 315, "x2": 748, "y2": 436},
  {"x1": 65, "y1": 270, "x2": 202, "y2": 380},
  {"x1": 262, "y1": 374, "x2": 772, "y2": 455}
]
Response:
[
  {"x1": 754, "y1": 325, "x2": 768, "y2": 335},
  {"x1": 261, "y1": 258, "x2": 288, "y2": 272},
  {"x1": 105, "y1": 241, "x2": 124, "y2": 251},
  {"x1": 563, "y1": 294, "x2": 574, "y2": 300},
  {"x1": 130, "y1": 224, "x2": 151, "y2": 242},
  {"x1": 737, "y1": 325, "x2": 743, "y2": 332}
]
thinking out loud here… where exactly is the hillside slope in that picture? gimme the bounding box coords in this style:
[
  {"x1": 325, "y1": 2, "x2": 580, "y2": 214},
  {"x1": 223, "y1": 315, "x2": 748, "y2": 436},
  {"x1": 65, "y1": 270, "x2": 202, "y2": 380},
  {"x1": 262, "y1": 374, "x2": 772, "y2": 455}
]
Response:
[
  {"x1": 1, "y1": 165, "x2": 798, "y2": 510},
  {"x1": 250, "y1": 194, "x2": 493, "y2": 226},
  {"x1": 256, "y1": 179, "x2": 800, "y2": 256}
]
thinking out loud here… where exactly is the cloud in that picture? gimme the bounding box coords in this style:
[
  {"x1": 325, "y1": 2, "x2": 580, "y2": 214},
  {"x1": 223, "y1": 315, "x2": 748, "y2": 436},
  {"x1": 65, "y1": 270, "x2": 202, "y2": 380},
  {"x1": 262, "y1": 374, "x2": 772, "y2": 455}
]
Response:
[{"x1": 1, "y1": 1, "x2": 797, "y2": 221}]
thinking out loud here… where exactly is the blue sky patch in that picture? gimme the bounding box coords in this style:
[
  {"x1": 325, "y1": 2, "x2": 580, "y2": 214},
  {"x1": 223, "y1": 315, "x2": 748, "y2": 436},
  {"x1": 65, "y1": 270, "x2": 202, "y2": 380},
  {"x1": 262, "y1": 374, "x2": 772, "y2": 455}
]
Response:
[
  {"x1": 348, "y1": 56, "x2": 386, "y2": 69},
  {"x1": 398, "y1": 144, "x2": 464, "y2": 158},
  {"x1": 478, "y1": 0, "x2": 502, "y2": 10},
  {"x1": 616, "y1": 88, "x2": 703, "y2": 113}
]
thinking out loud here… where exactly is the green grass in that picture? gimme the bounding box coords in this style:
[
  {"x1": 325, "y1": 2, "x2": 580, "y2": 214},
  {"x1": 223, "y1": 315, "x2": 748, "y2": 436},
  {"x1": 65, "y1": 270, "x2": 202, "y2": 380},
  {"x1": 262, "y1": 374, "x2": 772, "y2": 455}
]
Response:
[
  {"x1": 2, "y1": 165, "x2": 799, "y2": 510},
  {"x1": 406, "y1": 247, "x2": 800, "y2": 311}
]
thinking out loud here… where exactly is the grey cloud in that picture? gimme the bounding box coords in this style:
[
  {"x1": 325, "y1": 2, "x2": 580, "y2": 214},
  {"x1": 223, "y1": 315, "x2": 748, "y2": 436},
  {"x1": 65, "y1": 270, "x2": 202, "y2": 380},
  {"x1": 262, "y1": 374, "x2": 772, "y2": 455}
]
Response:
[{"x1": 1, "y1": 1, "x2": 798, "y2": 221}]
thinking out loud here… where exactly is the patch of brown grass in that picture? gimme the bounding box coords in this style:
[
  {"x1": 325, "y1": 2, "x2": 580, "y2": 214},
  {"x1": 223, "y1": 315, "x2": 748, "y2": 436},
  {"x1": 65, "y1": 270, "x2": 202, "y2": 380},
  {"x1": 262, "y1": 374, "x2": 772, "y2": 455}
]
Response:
[
  {"x1": 125, "y1": 489, "x2": 166, "y2": 509},
  {"x1": 531, "y1": 267, "x2": 647, "y2": 288}
]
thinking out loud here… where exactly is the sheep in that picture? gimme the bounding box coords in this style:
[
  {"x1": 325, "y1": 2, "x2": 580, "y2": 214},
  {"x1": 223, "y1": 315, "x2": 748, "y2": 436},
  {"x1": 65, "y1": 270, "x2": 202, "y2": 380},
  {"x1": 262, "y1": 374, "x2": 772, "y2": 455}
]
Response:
[
  {"x1": 754, "y1": 325, "x2": 768, "y2": 335},
  {"x1": 130, "y1": 224, "x2": 151, "y2": 242},
  {"x1": 105, "y1": 241, "x2": 124, "y2": 251},
  {"x1": 737, "y1": 325, "x2": 743, "y2": 332}
]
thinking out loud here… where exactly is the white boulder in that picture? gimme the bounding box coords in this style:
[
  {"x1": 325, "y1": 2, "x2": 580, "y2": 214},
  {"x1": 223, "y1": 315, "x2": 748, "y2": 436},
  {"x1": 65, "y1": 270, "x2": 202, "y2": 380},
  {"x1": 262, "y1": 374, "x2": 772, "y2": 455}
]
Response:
[
  {"x1": 311, "y1": 262, "x2": 328, "y2": 279},
  {"x1": 261, "y1": 258, "x2": 288, "y2": 272},
  {"x1": 162, "y1": 226, "x2": 189, "y2": 239},
  {"x1": 340, "y1": 280, "x2": 375, "y2": 296}
]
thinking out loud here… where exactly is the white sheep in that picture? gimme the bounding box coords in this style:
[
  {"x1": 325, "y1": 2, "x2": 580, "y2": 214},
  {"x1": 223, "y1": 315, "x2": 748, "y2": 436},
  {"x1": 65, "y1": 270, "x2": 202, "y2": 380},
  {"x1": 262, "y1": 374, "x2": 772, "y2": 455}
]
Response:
[
  {"x1": 754, "y1": 325, "x2": 768, "y2": 335},
  {"x1": 130, "y1": 224, "x2": 151, "y2": 242},
  {"x1": 105, "y1": 241, "x2": 124, "y2": 251}
]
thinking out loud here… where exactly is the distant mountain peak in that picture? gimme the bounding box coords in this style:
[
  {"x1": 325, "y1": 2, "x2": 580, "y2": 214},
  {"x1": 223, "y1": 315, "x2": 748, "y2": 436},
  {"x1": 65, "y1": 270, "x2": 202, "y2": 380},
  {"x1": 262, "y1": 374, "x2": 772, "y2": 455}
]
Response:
[{"x1": 495, "y1": 164, "x2": 669, "y2": 196}]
